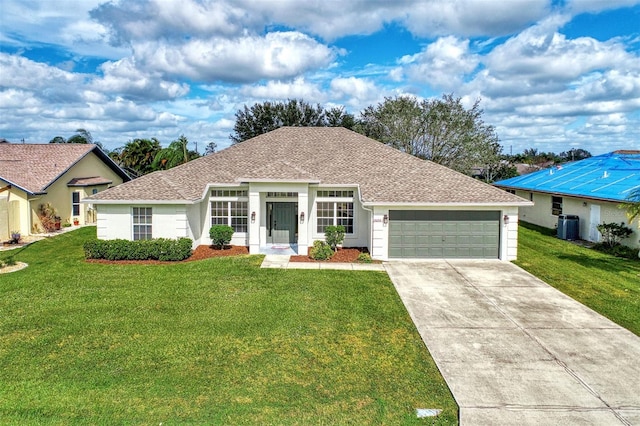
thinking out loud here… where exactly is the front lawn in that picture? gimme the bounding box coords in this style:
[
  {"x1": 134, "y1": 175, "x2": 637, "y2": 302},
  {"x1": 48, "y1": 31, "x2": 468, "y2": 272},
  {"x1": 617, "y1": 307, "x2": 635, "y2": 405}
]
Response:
[
  {"x1": 515, "y1": 222, "x2": 640, "y2": 336},
  {"x1": 0, "y1": 228, "x2": 456, "y2": 424}
]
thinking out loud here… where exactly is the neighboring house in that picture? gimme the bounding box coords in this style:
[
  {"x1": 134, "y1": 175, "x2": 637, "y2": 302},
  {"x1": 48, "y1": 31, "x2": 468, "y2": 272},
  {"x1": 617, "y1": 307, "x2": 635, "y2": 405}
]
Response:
[
  {"x1": 494, "y1": 150, "x2": 640, "y2": 248},
  {"x1": 0, "y1": 143, "x2": 130, "y2": 240},
  {"x1": 86, "y1": 127, "x2": 530, "y2": 261}
]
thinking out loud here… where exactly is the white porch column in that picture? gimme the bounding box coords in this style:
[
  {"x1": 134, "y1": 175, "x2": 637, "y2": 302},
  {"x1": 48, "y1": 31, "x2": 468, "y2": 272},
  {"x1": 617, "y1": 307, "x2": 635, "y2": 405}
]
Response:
[
  {"x1": 297, "y1": 189, "x2": 309, "y2": 254},
  {"x1": 249, "y1": 188, "x2": 261, "y2": 254}
]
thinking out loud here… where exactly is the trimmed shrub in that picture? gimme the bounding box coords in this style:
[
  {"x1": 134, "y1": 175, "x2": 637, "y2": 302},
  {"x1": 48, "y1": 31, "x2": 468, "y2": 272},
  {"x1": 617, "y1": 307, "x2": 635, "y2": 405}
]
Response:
[
  {"x1": 356, "y1": 252, "x2": 372, "y2": 263},
  {"x1": 310, "y1": 240, "x2": 334, "y2": 260},
  {"x1": 83, "y1": 238, "x2": 193, "y2": 261},
  {"x1": 209, "y1": 225, "x2": 234, "y2": 249},
  {"x1": 324, "y1": 225, "x2": 345, "y2": 252}
]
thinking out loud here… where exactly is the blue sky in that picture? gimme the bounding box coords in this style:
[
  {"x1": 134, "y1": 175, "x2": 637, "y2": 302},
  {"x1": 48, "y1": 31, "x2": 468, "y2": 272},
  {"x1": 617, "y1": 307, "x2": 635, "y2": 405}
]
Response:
[{"x1": 1, "y1": 0, "x2": 639, "y2": 155}]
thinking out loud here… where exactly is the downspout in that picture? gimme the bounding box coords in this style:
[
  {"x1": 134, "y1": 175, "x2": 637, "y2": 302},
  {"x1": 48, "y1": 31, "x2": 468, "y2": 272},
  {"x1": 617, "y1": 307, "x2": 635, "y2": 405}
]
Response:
[{"x1": 358, "y1": 187, "x2": 375, "y2": 257}]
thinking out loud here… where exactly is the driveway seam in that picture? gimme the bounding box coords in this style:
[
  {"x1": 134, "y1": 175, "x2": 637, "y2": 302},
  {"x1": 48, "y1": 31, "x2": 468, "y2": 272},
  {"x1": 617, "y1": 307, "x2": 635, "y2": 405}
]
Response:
[{"x1": 445, "y1": 260, "x2": 632, "y2": 426}]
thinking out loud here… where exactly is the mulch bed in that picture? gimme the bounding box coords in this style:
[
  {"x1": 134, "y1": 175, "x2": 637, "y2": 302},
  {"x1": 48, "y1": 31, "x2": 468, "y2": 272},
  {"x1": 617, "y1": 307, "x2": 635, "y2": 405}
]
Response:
[
  {"x1": 85, "y1": 245, "x2": 377, "y2": 265},
  {"x1": 290, "y1": 247, "x2": 377, "y2": 263},
  {"x1": 86, "y1": 245, "x2": 250, "y2": 265}
]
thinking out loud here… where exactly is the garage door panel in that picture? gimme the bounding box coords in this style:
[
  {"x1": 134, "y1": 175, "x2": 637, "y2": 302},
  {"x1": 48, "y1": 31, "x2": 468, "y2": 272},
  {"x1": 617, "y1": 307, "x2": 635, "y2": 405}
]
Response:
[{"x1": 388, "y1": 211, "x2": 500, "y2": 259}]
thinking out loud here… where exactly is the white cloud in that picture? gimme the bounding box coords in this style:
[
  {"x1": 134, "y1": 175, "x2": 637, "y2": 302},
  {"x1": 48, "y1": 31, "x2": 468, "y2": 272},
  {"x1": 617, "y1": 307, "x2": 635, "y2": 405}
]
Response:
[
  {"x1": 93, "y1": 59, "x2": 190, "y2": 101},
  {"x1": 398, "y1": 36, "x2": 479, "y2": 90},
  {"x1": 403, "y1": 0, "x2": 550, "y2": 37},
  {"x1": 132, "y1": 32, "x2": 339, "y2": 83},
  {"x1": 239, "y1": 78, "x2": 325, "y2": 101}
]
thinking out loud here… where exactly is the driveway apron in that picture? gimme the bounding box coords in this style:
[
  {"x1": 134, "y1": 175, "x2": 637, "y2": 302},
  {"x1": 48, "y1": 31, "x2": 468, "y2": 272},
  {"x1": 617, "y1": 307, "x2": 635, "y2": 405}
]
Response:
[{"x1": 385, "y1": 260, "x2": 640, "y2": 425}]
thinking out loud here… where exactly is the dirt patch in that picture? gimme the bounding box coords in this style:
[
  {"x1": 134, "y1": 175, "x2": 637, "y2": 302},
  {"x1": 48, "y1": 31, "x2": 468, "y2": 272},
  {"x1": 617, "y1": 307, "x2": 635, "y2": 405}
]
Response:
[
  {"x1": 290, "y1": 247, "x2": 378, "y2": 263},
  {"x1": 86, "y1": 245, "x2": 250, "y2": 265}
]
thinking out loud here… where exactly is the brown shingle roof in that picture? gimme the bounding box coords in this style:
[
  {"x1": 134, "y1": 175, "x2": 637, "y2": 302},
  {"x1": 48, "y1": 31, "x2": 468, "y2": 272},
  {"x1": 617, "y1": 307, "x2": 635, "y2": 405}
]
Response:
[
  {"x1": 0, "y1": 143, "x2": 129, "y2": 194},
  {"x1": 88, "y1": 127, "x2": 529, "y2": 205}
]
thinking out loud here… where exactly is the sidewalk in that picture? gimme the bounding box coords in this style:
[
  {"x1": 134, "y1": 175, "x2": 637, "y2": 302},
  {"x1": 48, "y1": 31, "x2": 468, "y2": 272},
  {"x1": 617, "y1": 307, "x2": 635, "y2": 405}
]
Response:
[{"x1": 260, "y1": 255, "x2": 385, "y2": 271}]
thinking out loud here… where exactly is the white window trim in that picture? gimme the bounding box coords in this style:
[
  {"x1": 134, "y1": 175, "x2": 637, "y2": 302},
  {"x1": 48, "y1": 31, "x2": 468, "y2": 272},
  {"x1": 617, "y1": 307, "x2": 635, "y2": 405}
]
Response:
[
  {"x1": 315, "y1": 201, "x2": 355, "y2": 235},
  {"x1": 132, "y1": 206, "x2": 153, "y2": 241},
  {"x1": 210, "y1": 199, "x2": 249, "y2": 234}
]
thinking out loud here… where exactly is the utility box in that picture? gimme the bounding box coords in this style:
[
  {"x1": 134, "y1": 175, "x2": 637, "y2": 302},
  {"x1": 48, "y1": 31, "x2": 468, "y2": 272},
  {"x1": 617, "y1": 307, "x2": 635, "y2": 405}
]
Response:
[{"x1": 557, "y1": 214, "x2": 579, "y2": 240}]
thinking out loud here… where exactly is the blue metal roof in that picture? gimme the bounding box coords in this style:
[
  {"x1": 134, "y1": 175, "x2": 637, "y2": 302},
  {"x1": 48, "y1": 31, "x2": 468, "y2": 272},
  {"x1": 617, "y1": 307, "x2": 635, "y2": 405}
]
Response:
[{"x1": 494, "y1": 151, "x2": 640, "y2": 203}]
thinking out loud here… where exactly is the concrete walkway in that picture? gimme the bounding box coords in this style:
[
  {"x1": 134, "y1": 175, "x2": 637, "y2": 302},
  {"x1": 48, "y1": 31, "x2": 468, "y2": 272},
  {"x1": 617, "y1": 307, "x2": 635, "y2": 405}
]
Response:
[
  {"x1": 385, "y1": 260, "x2": 640, "y2": 425},
  {"x1": 260, "y1": 254, "x2": 385, "y2": 271}
]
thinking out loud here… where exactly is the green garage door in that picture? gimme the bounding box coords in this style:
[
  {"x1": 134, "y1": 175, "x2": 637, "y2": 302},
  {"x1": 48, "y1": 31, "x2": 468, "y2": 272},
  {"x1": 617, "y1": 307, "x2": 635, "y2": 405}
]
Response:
[{"x1": 389, "y1": 210, "x2": 500, "y2": 259}]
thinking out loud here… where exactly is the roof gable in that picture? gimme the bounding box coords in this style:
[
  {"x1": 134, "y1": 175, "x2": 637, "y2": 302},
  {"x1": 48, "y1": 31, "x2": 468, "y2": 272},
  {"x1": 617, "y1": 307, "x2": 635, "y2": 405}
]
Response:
[
  {"x1": 89, "y1": 127, "x2": 528, "y2": 206},
  {"x1": 494, "y1": 151, "x2": 640, "y2": 202},
  {"x1": 0, "y1": 144, "x2": 130, "y2": 194}
]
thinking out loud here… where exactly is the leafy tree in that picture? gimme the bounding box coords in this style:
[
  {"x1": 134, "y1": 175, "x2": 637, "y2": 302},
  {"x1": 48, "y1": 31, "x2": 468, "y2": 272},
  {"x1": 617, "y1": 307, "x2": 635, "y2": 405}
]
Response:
[
  {"x1": 118, "y1": 138, "x2": 162, "y2": 176},
  {"x1": 49, "y1": 136, "x2": 66, "y2": 144},
  {"x1": 356, "y1": 94, "x2": 503, "y2": 175},
  {"x1": 152, "y1": 135, "x2": 200, "y2": 170},
  {"x1": 230, "y1": 99, "x2": 355, "y2": 143},
  {"x1": 325, "y1": 106, "x2": 355, "y2": 129},
  {"x1": 559, "y1": 148, "x2": 591, "y2": 162},
  {"x1": 204, "y1": 141, "x2": 217, "y2": 155},
  {"x1": 48, "y1": 129, "x2": 107, "y2": 151}
]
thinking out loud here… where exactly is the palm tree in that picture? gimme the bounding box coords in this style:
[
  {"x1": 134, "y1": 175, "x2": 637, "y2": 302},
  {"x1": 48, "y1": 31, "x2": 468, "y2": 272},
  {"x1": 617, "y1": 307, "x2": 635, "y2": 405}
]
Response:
[
  {"x1": 152, "y1": 135, "x2": 200, "y2": 171},
  {"x1": 120, "y1": 138, "x2": 161, "y2": 176},
  {"x1": 621, "y1": 187, "x2": 640, "y2": 226}
]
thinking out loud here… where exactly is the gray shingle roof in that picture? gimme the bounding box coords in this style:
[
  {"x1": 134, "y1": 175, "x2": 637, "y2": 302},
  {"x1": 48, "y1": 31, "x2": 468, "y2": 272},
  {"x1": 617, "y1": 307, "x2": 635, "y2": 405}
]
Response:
[
  {"x1": 0, "y1": 144, "x2": 128, "y2": 194},
  {"x1": 88, "y1": 127, "x2": 528, "y2": 205}
]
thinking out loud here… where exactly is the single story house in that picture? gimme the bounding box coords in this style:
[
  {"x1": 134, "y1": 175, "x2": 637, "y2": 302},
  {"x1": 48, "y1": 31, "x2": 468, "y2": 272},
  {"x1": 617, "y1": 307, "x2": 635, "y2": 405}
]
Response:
[
  {"x1": 0, "y1": 143, "x2": 130, "y2": 240},
  {"x1": 86, "y1": 127, "x2": 531, "y2": 261},
  {"x1": 494, "y1": 150, "x2": 640, "y2": 248}
]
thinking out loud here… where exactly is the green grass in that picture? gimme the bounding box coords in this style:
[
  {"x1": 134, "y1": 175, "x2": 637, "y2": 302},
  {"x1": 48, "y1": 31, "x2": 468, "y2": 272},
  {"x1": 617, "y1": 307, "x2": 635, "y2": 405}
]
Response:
[
  {"x1": 0, "y1": 228, "x2": 457, "y2": 424},
  {"x1": 515, "y1": 222, "x2": 640, "y2": 336}
]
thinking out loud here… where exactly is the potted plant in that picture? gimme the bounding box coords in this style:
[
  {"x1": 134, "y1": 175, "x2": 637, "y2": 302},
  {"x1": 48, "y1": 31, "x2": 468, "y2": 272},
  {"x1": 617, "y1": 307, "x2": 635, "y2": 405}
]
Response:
[
  {"x1": 63, "y1": 219, "x2": 72, "y2": 227},
  {"x1": 73, "y1": 217, "x2": 80, "y2": 226}
]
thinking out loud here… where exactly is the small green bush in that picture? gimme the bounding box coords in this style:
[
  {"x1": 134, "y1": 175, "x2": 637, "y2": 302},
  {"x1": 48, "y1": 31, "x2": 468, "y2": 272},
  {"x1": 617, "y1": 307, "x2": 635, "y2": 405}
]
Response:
[
  {"x1": 209, "y1": 225, "x2": 234, "y2": 249},
  {"x1": 596, "y1": 222, "x2": 633, "y2": 248},
  {"x1": 310, "y1": 240, "x2": 334, "y2": 260},
  {"x1": 356, "y1": 252, "x2": 372, "y2": 263},
  {"x1": 324, "y1": 225, "x2": 345, "y2": 251},
  {"x1": 83, "y1": 238, "x2": 192, "y2": 261}
]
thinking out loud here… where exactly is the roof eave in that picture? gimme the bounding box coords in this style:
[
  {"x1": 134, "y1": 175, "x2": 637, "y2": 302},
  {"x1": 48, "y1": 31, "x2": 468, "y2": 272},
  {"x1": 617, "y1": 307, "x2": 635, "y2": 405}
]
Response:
[
  {"x1": 83, "y1": 199, "x2": 197, "y2": 205},
  {"x1": 494, "y1": 185, "x2": 629, "y2": 204},
  {"x1": 362, "y1": 201, "x2": 534, "y2": 207}
]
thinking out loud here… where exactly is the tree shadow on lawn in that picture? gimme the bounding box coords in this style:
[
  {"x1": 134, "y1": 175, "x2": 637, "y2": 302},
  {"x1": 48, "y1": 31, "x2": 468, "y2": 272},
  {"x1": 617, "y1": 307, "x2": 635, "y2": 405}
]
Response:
[{"x1": 554, "y1": 253, "x2": 640, "y2": 275}]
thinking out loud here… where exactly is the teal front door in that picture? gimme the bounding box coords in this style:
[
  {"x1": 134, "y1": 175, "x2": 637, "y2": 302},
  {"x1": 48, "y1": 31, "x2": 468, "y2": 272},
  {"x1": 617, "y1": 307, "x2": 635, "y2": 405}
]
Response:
[{"x1": 268, "y1": 202, "x2": 297, "y2": 244}]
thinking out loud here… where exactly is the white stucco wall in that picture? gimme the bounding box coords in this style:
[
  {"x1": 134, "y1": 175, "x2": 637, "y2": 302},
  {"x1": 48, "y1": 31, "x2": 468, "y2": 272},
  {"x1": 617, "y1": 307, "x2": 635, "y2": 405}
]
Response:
[
  {"x1": 308, "y1": 187, "x2": 370, "y2": 250},
  {"x1": 515, "y1": 190, "x2": 639, "y2": 248},
  {"x1": 96, "y1": 204, "x2": 192, "y2": 242}
]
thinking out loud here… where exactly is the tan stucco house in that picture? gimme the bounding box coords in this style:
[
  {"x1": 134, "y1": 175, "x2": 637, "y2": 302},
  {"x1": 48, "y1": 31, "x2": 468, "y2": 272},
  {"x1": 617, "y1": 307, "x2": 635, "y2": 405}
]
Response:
[
  {"x1": 86, "y1": 127, "x2": 531, "y2": 261},
  {"x1": 494, "y1": 150, "x2": 640, "y2": 248},
  {"x1": 0, "y1": 143, "x2": 130, "y2": 240}
]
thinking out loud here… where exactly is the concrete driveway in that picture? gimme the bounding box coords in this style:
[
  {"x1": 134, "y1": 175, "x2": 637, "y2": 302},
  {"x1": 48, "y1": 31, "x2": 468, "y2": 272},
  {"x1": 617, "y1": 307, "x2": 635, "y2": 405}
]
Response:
[{"x1": 385, "y1": 260, "x2": 640, "y2": 425}]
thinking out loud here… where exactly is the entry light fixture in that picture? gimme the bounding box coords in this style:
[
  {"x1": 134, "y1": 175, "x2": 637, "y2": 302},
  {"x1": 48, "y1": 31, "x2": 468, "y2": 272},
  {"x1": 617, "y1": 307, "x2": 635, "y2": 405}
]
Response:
[
  {"x1": 300, "y1": 211, "x2": 305, "y2": 224},
  {"x1": 503, "y1": 214, "x2": 509, "y2": 225},
  {"x1": 383, "y1": 214, "x2": 389, "y2": 225},
  {"x1": 251, "y1": 211, "x2": 256, "y2": 223}
]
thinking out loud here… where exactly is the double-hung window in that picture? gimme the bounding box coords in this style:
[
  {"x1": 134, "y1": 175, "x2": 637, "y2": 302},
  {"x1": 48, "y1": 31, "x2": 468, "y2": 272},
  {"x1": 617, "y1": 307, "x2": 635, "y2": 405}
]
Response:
[
  {"x1": 316, "y1": 190, "x2": 355, "y2": 234},
  {"x1": 210, "y1": 189, "x2": 248, "y2": 233},
  {"x1": 132, "y1": 207, "x2": 152, "y2": 240},
  {"x1": 72, "y1": 191, "x2": 81, "y2": 216},
  {"x1": 552, "y1": 196, "x2": 563, "y2": 216}
]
